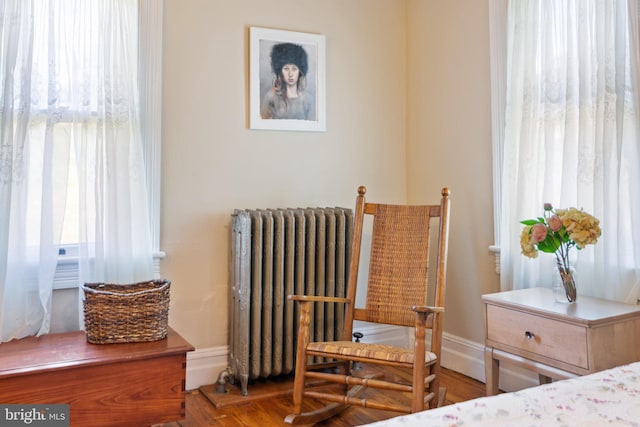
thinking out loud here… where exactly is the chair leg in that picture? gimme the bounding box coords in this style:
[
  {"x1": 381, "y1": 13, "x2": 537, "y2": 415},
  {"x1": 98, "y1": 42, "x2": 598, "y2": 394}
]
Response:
[
  {"x1": 290, "y1": 359, "x2": 307, "y2": 414},
  {"x1": 290, "y1": 301, "x2": 312, "y2": 415},
  {"x1": 438, "y1": 386, "x2": 447, "y2": 407},
  {"x1": 412, "y1": 313, "x2": 427, "y2": 412},
  {"x1": 428, "y1": 366, "x2": 442, "y2": 409},
  {"x1": 412, "y1": 368, "x2": 425, "y2": 412}
]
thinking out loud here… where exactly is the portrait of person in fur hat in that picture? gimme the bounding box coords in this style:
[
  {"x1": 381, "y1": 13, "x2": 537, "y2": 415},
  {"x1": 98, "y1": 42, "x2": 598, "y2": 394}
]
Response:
[{"x1": 260, "y1": 42, "x2": 315, "y2": 120}]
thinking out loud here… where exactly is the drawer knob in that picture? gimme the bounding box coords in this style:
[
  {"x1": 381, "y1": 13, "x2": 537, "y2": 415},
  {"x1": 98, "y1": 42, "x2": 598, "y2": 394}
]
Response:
[{"x1": 524, "y1": 331, "x2": 535, "y2": 340}]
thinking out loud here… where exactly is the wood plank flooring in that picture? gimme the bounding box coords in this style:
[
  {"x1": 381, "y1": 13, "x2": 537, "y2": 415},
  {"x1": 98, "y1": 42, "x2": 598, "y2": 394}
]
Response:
[{"x1": 158, "y1": 365, "x2": 487, "y2": 426}]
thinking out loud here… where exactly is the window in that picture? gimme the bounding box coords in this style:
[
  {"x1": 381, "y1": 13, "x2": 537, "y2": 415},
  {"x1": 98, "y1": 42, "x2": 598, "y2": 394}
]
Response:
[
  {"x1": 0, "y1": 0, "x2": 164, "y2": 341},
  {"x1": 42, "y1": 0, "x2": 164, "y2": 288},
  {"x1": 490, "y1": 0, "x2": 640, "y2": 303}
]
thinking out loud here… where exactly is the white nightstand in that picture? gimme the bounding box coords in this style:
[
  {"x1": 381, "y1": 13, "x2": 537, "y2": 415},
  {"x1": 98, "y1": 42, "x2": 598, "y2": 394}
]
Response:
[{"x1": 483, "y1": 287, "x2": 640, "y2": 396}]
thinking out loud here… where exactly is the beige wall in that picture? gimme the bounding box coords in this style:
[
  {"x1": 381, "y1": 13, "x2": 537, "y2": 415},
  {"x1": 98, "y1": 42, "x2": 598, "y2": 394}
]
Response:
[
  {"x1": 406, "y1": 1, "x2": 499, "y2": 342},
  {"x1": 162, "y1": 0, "x2": 409, "y2": 349},
  {"x1": 161, "y1": 0, "x2": 500, "y2": 351}
]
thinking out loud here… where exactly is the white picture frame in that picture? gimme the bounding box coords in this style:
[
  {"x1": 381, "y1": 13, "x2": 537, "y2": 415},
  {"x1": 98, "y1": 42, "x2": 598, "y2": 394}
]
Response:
[{"x1": 249, "y1": 27, "x2": 326, "y2": 132}]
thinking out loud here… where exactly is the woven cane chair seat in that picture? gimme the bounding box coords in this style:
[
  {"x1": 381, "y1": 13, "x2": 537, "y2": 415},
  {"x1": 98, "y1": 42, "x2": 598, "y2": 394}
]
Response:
[{"x1": 307, "y1": 341, "x2": 438, "y2": 365}]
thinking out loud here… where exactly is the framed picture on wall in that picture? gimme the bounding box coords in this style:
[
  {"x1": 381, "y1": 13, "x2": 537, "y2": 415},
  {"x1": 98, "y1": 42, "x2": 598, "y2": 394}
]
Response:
[{"x1": 249, "y1": 27, "x2": 326, "y2": 132}]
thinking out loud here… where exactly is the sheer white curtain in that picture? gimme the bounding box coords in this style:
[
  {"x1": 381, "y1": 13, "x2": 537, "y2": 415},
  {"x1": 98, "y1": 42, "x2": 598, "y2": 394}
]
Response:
[
  {"x1": 0, "y1": 0, "x2": 154, "y2": 342},
  {"x1": 499, "y1": 0, "x2": 640, "y2": 303}
]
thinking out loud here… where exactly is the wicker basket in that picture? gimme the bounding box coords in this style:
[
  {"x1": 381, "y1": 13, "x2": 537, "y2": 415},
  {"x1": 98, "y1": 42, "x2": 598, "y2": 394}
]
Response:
[{"x1": 82, "y1": 279, "x2": 170, "y2": 344}]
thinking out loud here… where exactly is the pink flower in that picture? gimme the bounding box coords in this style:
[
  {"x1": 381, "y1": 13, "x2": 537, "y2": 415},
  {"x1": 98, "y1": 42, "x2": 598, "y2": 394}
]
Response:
[
  {"x1": 531, "y1": 223, "x2": 548, "y2": 243},
  {"x1": 547, "y1": 215, "x2": 563, "y2": 232}
]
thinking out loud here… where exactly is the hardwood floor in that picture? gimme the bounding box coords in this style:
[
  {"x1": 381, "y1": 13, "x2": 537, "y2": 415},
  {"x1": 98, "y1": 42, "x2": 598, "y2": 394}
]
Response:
[{"x1": 159, "y1": 366, "x2": 487, "y2": 426}]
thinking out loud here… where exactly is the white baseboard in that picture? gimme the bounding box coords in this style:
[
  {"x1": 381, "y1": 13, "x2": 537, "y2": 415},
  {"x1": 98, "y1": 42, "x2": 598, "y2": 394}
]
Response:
[
  {"x1": 438, "y1": 331, "x2": 538, "y2": 392},
  {"x1": 352, "y1": 321, "x2": 408, "y2": 347},
  {"x1": 186, "y1": 326, "x2": 539, "y2": 393},
  {"x1": 185, "y1": 346, "x2": 229, "y2": 391},
  {"x1": 439, "y1": 331, "x2": 486, "y2": 381}
]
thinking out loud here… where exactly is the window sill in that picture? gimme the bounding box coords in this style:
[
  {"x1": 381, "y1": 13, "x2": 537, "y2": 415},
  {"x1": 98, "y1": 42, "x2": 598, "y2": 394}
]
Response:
[{"x1": 53, "y1": 251, "x2": 166, "y2": 290}]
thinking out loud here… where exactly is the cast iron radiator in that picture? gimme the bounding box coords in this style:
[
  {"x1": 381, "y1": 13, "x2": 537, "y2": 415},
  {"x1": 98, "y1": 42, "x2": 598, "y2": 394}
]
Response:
[{"x1": 229, "y1": 206, "x2": 353, "y2": 395}]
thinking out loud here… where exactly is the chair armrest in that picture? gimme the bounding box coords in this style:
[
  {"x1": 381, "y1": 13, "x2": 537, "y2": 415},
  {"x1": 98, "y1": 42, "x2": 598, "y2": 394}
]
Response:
[
  {"x1": 288, "y1": 295, "x2": 351, "y2": 303},
  {"x1": 412, "y1": 306, "x2": 444, "y2": 331},
  {"x1": 411, "y1": 305, "x2": 445, "y2": 314}
]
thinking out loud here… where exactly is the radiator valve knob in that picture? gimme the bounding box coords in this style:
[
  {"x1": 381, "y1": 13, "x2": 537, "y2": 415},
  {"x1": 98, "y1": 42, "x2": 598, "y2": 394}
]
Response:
[{"x1": 352, "y1": 332, "x2": 364, "y2": 371}]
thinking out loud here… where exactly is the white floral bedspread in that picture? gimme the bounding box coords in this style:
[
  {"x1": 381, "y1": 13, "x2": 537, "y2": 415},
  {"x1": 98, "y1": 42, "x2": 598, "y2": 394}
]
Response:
[{"x1": 359, "y1": 362, "x2": 640, "y2": 427}]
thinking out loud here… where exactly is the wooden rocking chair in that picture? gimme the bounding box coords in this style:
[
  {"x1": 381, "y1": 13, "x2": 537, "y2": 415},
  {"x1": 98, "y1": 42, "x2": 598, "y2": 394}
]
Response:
[{"x1": 285, "y1": 186, "x2": 451, "y2": 425}]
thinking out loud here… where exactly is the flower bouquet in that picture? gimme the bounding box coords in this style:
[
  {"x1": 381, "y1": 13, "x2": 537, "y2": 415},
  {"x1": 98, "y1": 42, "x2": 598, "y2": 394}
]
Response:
[{"x1": 520, "y1": 204, "x2": 601, "y2": 302}]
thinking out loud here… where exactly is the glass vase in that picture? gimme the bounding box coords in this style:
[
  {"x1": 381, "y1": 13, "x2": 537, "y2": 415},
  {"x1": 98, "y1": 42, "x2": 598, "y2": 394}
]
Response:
[{"x1": 553, "y1": 265, "x2": 577, "y2": 303}]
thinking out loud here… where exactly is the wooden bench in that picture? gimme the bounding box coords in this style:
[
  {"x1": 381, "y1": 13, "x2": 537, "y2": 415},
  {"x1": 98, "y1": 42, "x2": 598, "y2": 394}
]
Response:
[{"x1": 0, "y1": 327, "x2": 194, "y2": 427}]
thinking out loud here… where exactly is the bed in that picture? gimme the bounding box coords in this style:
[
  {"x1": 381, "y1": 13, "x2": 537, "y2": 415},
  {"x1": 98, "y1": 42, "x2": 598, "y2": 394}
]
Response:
[{"x1": 359, "y1": 361, "x2": 640, "y2": 427}]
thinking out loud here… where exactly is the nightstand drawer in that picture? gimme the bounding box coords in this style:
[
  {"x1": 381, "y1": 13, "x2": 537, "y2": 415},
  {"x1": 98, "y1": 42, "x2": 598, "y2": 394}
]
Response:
[{"x1": 486, "y1": 305, "x2": 588, "y2": 369}]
